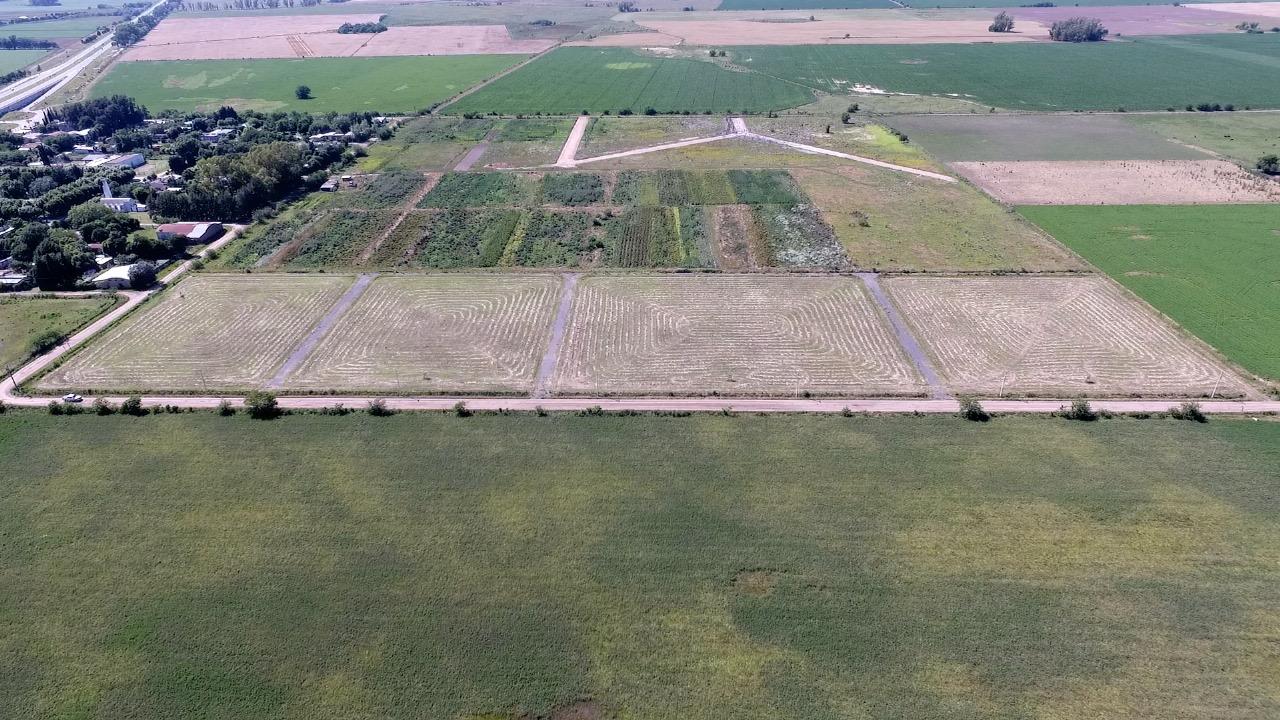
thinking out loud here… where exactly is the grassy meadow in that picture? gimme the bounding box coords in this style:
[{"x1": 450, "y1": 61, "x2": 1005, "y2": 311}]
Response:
[
  {"x1": 1019, "y1": 204, "x2": 1280, "y2": 382},
  {"x1": 0, "y1": 412, "x2": 1278, "y2": 719},
  {"x1": 92, "y1": 55, "x2": 525, "y2": 114},
  {"x1": 733, "y1": 34, "x2": 1280, "y2": 111},
  {"x1": 447, "y1": 47, "x2": 815, "y2": 116},
  {"x1": 1126, "y1": 111, "x2": 1280, "y2": 166},
  {"x1": 0, "y1": 49, "x2": 52, "y2": 75},
  {"x1": 0, "y1": 295, "x2": 118, "y2": 373}
]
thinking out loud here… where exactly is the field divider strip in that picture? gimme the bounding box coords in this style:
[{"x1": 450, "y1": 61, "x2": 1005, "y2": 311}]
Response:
[
  {"x1": 532, "y1": 273, "x2": 580, "y2": 399},
  {"x1": 856, "y1": 272, "x2": 950, "y2": 400},
  {"x1": 266, "y1": 274, "x2": 377, "y2": 390},
  {"x1": 738, "y1": 121, "x2": 955, "y2": 182},
  {"x1": 555, "y1": 115, "x2": 591, "y2": 168},
  {"x1": 357, "y1": 173, "x2": 441, "y2": 263},
  {"x1": 573, "y1": 133, "x2": 738, "y2": 166}
]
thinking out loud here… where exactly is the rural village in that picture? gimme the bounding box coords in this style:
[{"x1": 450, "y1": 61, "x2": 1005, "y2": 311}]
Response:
[{"x1": 0, "y1": 0, "x2": 1277, "y2": 717}]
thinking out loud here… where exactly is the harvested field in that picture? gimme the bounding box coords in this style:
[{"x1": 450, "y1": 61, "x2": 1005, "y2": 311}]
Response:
[
  {"x1": 953, "y1": 160, "x2": 1280, "y2": 205},
  {"x1": 552, "y1": 275, "x2": 922, "y2": 396},
  {"x1": 634, "y1": 17, "x2": 1048, "y2": 44},
  {"x1": 1002, "y1": 5, "x2": 1266, "y2": 37},
  {"x1": 793, "y1": 166, "x2": 1082, "y2": 271},
  {"x1": 566, "y1": 31, "x2": 683, "y2": 47},
  {"x1": 282, "y1": 275, "x2": 560, "y2": 393},
  {"x1": 889, "y1": 114, "x2": 1206, "y2": 162},
  {"x1": 39, "y1": 275, "x2": 352, "y2": 393},
  {"x1": 885, "y1": 275, "x2": 1251, "y2": 398},
  {"x1": 1188, "y1": 1, "x2": 1280, "y2": 19},
  {"x1": 125, "y1": 18, "x2": 553, "y2": 60}
]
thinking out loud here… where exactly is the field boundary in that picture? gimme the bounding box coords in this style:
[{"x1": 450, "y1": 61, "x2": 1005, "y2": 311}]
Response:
[
  {"x1": 857, "y1": 272, "x2": 948, "y2": 399},
  {"x1": 357, "y1": 174, "x2": 441, "y2": 264},
  {"x1": 266, "y1": 274, "x2": 375, "y2": 389},
  {"x1": 532, "y1": 273, "x2": 580, "y2": 399}
]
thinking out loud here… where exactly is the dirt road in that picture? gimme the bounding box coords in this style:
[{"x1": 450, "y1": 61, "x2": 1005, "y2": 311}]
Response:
[{"x1": 554, "y1": 115, "x2": 591, "y2": 168}]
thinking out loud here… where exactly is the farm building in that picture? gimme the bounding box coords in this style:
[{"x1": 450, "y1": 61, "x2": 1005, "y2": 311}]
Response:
[
  {"x1": 90, "y1": 265, "x2": 137, "y2": 290},
  {"x1": 98, "y1": 179, "x2": 146, "y2": 213},
  {"x1": 157, "y1": 222, "x2": 223, "y2": 245}
]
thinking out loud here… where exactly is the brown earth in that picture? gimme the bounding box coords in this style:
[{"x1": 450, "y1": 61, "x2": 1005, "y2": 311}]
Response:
[
  {"x1": 633, "y1": 18, "x2": 1050, "y2": 45},
  {"x1": 952, "y1": 160, "x2": 1280, "y2": 205},
  {"x1": 124, "y1": 20, "x2": 554, "y2": 60}
]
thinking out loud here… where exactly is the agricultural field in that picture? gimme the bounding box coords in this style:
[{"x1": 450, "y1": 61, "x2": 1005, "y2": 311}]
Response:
[
  {"x1": 605, "y1": 206, "x2": 715, "y2": 268},
  {"x1": 0, "y1": 49, "x2": 52, "y2": 75},
  {"x1": 793, "y1": 166, "x2": 1081, "y2": 271},
  {"x1": 39, "y1": 275, "x2": 353, "y2": 393},
  {"x1": 1125, "y1": 111, "x2": 1280, "y2": 166},
  {"x1": 446, "y1": 47, "x2": 816, "y2": 116},
  {"x1": 953, "y1": 160, "x2": 1280, "y2": 205},
  {"x1": 746, "y1": 117, "x2": 942, "y2": 171},
  {"x1": 329, "y1": 172, "x2": 429, "y2": 210},
  {"x1": 384, "y1": 209, "x2": 524, "y2": 269},
  {"x1": 888, "y1": 113, "x2": 1207, "y2": 163},
  {"x1": 282, "y1": 275, "x2": 561, "y2": 393},
  {"x1": 578, "y1": 115, "x2": 729, "y2": 157},
  {"x1": 91, "y1": 55, "x2": 524, "y2": 113},
  {"x1": 0, "y1": 17, "x2": 113, "y2": 40},
  {"x1": 552, "y1": 275, "x2": 921, "y2": 396},
  {"x1": 4, "y1": 413, "x2": 1279, "y2": 719},
  {"x1": 717, "y1": 0, "x2": 897, "y2": 8},
  {"x1": 0, "y1": 295, "x2": 119, "y2": 374},
  {"x1": 730, "y1": 34, "x2": 1280, "y2": 111},
  {"x1": 612, "y1": 169, "x2": 803, "y2": 206},
  {"x1": 355, "y1": 116, "x2": 494, "y2": 173},
  {"x1": 479, "y1": 118, "x2": 574, "y2": 169},
  {"x1": 420, "y1": 172, "x2": 544, "y2": 208},
  {"x1": 280, "y1": 209, "x2": 400, "y2": 269},
  {"x1": 885, "y1": 275, "x2": 1252, "y2": 398},
  {"x1": 1019, "y1": 204, "x2": 1280, "y2": 383}
]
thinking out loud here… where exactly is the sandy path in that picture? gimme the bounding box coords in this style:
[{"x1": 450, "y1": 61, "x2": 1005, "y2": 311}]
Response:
[
  {"x1": 857, "y1": 272, "x2": 948, "y2": 399},
  {"x1": 555, "y1": 115, "x2": 591, "y2": 168},
  {"x1": 532, "y1": 273, "x2": 580, "y2": 399},
  {"x1": 266, "y1": 273, "x2": 376, "y2": 389}
]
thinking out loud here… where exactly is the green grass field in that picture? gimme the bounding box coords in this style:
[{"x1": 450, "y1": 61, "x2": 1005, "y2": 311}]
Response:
[
  {"x1": 1, "y1": 412, "x2": 1278, "y2": 719},
  {"x1": 1, "y1": 17, "x2": 111, "y2": 39},
  {"x1": 1018, "y1": 204, "x2": 1280, "y2": 382},
  {"x1": 447, "y1": 47, "x2": 815, "y2": 116},
  {"x1": 0, "y1": 49, "x2": 51, "y2": 76},
  {"x1": 92, "y1": 56, "x2": 524, "y2": 114},
  {"x1": 734, "y1": 34, "x2": 1280, "y2": 111},
  {"x1": 0, "y1": 295, "x2": 118, "y2": 373},
  {"x1": 1126, "y1": 111, "x2": 1280, "y2": 166}
]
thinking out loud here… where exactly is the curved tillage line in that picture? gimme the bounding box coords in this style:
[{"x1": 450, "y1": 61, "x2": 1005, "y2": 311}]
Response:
[
  {"x1": 882, "y1": 276, "x2": 1251, "y2": 398},
  {"x1": 39, "y1": 275, "x2": 353, "y2": 393},
  {"x1": 550, "y1": 275, "x2": 925, "y2": 396},
  {"x1": 282, "y1": 275, "x2": 561, "y2": 393}
]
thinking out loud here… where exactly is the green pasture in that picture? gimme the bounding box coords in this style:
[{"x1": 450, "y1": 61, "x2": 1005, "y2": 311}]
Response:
[
  {"x1": 1126, "y1": 111, "x2": 1280, "y2": 166},
  {"x1": 0, "y1": 295, "x2": 118, "y2": 372},
  {"x1": 1, "y1": 412, "x2": 1278, "y2": 719},
  {"x1": 1019, "y1": 204, "x2": 1280, "y2": 382},
  {"x1": 733, "y1": 34, "x2": 1280, "y2": 111},
  {"x1": 91, "y1": 56, "x2": 524, "y2": 114},
  {"x1": 0, "y1": 48, "x2": 50, "y2": 75},
  {"x1": 447, "y1": 47, "x2": 815, "y2": 115}
]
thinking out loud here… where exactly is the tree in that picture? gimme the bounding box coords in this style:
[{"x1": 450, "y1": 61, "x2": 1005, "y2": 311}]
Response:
[
  {"x1": 989, "y1": 11, "x2": 1014, "y2": 33},
  {"x1": 295, "y1": 85, "x2": 312, "y2": 100},
  {"x1": 128, "y1": 261, "x2": 157, "y2": 289},
  {"x1": 1049, "y1": 17, "x2": 1108, "y2": 42},
  {"x1": 1257, "y1": 154, "x2": 1279, "y2": 175},
  {"x1": 31, "y1": 238, "x2": 82, "y2": 290}
]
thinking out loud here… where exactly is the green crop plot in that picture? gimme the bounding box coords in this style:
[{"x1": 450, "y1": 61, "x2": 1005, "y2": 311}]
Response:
[
  {"x1": 402, "y1": 209, "x2": 524, "y2": 268},
  {"x1": 0, "y1": 17, "x2": 109, "y2": 39},
  {"x1": 1019, "y1": 204, "x2": 1280, "y2": 382},
  {"x1": 605, "y1": 206, "x2": 713, "y2": 268},
  {"x1": 506, "y1": 210, "x2": 597, "y2": 266},
  {"x1": 0, "y1": 49, "x2": 50, "y2": 76},
  {"x1": 752, "y1": 204, "x2": 846, "y2": 269},
  {"x1": 420, "y1": 172, "x2": 542, "y2": 208},
  {"x1": 733, "y1": 34, "x2": 1280, "y2": 111},
  {"x1": 332, "y1": 172, "x2": 426, "y2": 210},
  {"x1": 92, "y1": 55, "x2": 523, "y2": 113},
  {"x1": 543, "y1": 173, "x2": 606, "y2": 206},
  {"x1": 284, "y1": 210, "x2": 399, "y2": 269},
  {"x1": 2, "y1": 413, "x2": 1279, "y2": 719},
  {"x1": 1126, "y1": 111, "x2": 1280, "y2": 167},
  {"x1": 613, "y1": 169, "x2": 802, "y2": 206},
  {"x1": 447, "y1": 47, "x2": 815, "y2": 115}
]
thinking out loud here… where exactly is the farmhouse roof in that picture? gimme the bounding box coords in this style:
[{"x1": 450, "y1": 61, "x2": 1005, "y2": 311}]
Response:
[{"x1": 92, "y1": 265, "x2": 134, "y2": 283}]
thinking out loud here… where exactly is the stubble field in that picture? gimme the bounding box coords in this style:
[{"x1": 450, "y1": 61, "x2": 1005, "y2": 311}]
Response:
[
  {"x1": 952, "y1": 160, "x2": 1280, "y2": 205},
  {"x1": 551, "y1": 274, "x2": 924, "y2": 396},
  {"x1": 39, "y1": 275, "x2": 353, "y2": 393},
  {"x1": 885, "y1": 275, "x2": 1251, "y2": 398},
  {"x1": 282, "y1": 275, "x2": 561, "y2": 394}
]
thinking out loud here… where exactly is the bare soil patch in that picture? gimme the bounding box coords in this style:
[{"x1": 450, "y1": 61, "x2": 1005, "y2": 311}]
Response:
[
  {"x1": 1187, "y1": 2, "x2": 1280, "y2": 20},
  {"x1": 733, "y1": 569, "x2": 779, "y2": 597},
  {"x1": 567, "y1": 31, "x2": 681, "y2": 47},
  {"x1": 1008, "y1": 5, "x2": 1262, "y2": 36},
  {"x1": 952, "y1": 160, "x2": 1280, "y2": 205},
  {"x1": 635, "y1": 18, "x2": 1048, "y2": 45},
  {"x1": 885, "y1": 275, "x2": 1252, "y2": 398},
  {"x1": 125, "y1": 19, "x2": 552, "y2": 60}
]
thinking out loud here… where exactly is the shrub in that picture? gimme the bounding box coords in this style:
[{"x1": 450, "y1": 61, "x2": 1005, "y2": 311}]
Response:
[
  {"x1": 121, "y1": 395, "x2": 146, "y2": 416},
  {"x1": 989, "y1": 11, "x2": 1014, "y2": 32},
  {"x1": 1049, "y1": 17, "x2": 1108, "y2": 42},
  {"x1": 47, "y1": 400, "x2": 63, "y2": 415},
  {"x1": 92, "y1": 397, "x2": 116, "y2": 415},
  {"x1": 452, "y1": 401, "x2": 472, "y2": 417},
  {"x1": 958, "y1": 396, "x2": 990, "y2": 422},
  {"x1": 27, "y1": 328, "x2": 64, "y2": 356},
  {"x1": 579, "y1": 405, "x2": 605, "y2": 417},
  {"x1": 368, "y1": 398, "x2": 396, "y2": 416},
  {"x1": 296, "y1": 85, "x2": 312, "y2": 100},
  {"x1": 0, "y1": 399, "x2": 5, "y2": 414},
  {"x1": 128, "y1": 261, "x2": 157, "y2": 289},
  {"x1": 535, "y1": 405, "x2": 548, "y2": 417},
  {"x1": 1257, "y1": 155, "x2": 1279, "y2": 175},
  {"x1": 217, "y1": 399, "x2": 236, "y2": 416},
  {"x1": 1062, "y1": 398, "x2": 1098, "y2": 421},
  {"x1": 1170, "y1": 401, "x2": 1207, "y2": 423},
  {"x1": 244, "y1": 391, "x2": 280, "y2": 420}
]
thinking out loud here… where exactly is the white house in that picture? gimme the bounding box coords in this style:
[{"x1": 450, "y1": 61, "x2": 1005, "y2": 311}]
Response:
[
  {"x1": 98, "y1": 179, "x2": 146, "y2": 213},
  {"x1": 90, "y1": 264, "x2": 136, "y2": 290}
]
